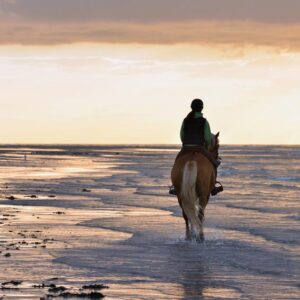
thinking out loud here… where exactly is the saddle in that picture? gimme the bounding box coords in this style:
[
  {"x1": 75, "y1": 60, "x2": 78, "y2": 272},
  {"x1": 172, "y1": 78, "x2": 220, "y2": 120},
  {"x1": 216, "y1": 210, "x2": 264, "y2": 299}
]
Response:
[{"x1": 175, "y1": 145, "x2": 220, "y2": 169}]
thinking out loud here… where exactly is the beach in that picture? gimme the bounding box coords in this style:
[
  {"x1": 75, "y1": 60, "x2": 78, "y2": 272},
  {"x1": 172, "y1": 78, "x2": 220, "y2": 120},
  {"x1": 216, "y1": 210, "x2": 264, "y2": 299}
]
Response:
[{"x1": 0, "y1": 145, "x2": 299, "y2": 299}]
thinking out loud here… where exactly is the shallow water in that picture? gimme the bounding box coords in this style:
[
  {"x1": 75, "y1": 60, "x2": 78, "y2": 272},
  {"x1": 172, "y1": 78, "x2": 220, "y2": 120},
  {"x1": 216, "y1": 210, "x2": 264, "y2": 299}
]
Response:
[{"x1": 0, "y1": 145, "x2": 299, "y2": 299}]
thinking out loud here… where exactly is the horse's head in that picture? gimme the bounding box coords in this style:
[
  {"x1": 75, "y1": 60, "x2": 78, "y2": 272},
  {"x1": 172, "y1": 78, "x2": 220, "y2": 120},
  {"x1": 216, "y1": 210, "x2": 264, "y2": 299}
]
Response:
[{"x1": 210, "y1": 132, "x2": 220, "y2": 160}]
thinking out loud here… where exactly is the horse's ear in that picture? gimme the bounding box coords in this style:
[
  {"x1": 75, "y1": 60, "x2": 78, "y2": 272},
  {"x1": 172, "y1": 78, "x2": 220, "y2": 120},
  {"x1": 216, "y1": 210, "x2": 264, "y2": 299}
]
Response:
[{"x1": 216, "y1": 132, "x2": 220, "y2": 138}]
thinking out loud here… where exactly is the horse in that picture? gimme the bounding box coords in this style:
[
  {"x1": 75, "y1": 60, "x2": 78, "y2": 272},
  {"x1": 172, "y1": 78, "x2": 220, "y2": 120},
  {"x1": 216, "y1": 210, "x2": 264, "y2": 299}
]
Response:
[{"x1": 171, "y1": 133, "x2": 220, "y2": 242}]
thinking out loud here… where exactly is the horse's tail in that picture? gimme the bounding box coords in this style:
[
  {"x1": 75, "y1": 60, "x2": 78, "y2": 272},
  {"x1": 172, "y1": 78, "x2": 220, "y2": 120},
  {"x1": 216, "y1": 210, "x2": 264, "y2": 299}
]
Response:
[{"x1": 180, "y1": 160, "x2": 202, "y2": 240}]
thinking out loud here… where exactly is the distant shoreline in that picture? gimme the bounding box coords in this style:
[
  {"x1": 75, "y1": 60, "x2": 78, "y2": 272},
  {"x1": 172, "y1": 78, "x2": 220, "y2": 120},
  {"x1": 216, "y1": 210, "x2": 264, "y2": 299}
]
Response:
[{"x1": 0, "y1": 144, "x2": 299, "y2": 147}]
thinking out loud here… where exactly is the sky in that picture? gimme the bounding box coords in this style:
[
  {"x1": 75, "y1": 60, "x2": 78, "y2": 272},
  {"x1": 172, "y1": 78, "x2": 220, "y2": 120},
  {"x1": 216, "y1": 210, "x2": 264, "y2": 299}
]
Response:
[{"x1": 0, "y1": 0, "x2": 299, "y2": 144}]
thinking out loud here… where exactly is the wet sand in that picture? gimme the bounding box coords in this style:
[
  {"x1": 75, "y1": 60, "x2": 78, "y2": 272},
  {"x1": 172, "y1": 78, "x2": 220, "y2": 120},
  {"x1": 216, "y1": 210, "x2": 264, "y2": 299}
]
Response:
[{"x1": 0, "y1": 145, "x2": 299, "y2": 299}]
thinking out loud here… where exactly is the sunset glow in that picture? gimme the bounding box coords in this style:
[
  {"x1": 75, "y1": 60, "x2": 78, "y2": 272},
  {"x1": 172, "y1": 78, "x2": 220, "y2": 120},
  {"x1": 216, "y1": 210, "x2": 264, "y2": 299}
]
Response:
[{"x1": 1, "y1": 0, "x2": 299, "y2": 144}]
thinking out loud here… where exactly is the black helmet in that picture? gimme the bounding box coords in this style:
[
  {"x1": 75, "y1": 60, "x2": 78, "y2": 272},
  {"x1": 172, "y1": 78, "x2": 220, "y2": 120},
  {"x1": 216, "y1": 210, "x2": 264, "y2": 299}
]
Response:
[{"x1": 191, "y1": 99, "x2": 203, "y2": 112}]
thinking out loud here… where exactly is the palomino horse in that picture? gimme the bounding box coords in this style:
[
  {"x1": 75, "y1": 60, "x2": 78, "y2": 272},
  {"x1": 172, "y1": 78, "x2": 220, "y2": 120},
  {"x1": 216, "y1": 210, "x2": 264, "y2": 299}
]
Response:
[{"x1": 171, "y1": 133, "x2": 220, "y2": 242}]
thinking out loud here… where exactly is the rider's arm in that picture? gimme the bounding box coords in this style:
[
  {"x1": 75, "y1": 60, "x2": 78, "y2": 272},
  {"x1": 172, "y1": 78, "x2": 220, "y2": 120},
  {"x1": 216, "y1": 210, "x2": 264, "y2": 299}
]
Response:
[
  {"x1": 204, "y1": 120, "x2": 212, "y2": 149},
  {"x1": 180, "y1": 121, "x2": 184, "y2": 143}
]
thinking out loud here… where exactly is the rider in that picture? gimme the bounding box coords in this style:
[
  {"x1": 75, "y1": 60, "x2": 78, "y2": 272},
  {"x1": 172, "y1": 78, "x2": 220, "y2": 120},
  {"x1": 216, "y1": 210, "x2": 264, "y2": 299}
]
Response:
[{"x1": 169, "y1": 98, "x2": 223, "y2": 196}]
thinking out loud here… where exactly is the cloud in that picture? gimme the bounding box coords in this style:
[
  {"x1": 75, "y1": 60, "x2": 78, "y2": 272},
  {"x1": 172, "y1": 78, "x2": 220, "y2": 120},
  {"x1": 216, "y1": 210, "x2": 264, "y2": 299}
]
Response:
[
  {"x1": 1, "y1": 0, "x2": 300, "y2": 23},
  {"x1": 1, "y1": 0, "x2": 300, "y2": 48},
  {"x1": 1, "y1": 20, "x2": 300, "y2": 50}
]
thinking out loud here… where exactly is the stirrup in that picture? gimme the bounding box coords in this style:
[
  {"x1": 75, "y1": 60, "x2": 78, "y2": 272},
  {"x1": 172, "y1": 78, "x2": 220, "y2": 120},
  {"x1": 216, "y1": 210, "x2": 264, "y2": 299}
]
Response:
[
  {"x1": 211, "y1": 181, "x2": 223, "y2": 196},
  {"x1": 169, "y1": 186, "x2": 177, "y2": 196}
]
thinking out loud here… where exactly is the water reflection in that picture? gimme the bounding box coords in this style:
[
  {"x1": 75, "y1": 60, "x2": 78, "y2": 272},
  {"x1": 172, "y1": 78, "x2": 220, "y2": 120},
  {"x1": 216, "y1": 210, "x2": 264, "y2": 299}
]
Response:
[{"x1": 0, "y1": 145, "x2": 299, "y2": 299}]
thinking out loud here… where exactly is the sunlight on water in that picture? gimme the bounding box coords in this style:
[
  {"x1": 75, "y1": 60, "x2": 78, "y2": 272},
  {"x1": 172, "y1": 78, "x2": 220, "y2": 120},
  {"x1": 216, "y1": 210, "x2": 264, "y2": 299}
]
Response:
[
  {"x1": 0, "y1": 145, "x2": 299, "y2": 299},
  {"x1": 202, "y1": 287, "x2": 241, "y2": 299}
]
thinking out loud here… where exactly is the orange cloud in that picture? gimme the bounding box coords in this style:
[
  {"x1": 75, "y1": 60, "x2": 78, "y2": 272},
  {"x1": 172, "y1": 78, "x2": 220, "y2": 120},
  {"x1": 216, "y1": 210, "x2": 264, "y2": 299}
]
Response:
[
  {"x1": 1, "y1": 0, "x2": 300, "y2": 49},
  {"x1": 1, "y1": 20, "x2": 300, "y2": 51}
]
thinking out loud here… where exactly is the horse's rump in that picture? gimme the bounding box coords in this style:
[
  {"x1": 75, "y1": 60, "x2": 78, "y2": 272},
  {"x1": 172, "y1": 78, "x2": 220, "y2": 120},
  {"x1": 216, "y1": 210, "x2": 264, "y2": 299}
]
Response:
[
  {"x1": 180, "y1": 160, "x2": 202, "y2": 238},
  {"x1": 171, "y1": 151, "x2": 216, "y2": 240},
  {"x1": 171, "y1": 151, "x2": 215, "y2": 193}
]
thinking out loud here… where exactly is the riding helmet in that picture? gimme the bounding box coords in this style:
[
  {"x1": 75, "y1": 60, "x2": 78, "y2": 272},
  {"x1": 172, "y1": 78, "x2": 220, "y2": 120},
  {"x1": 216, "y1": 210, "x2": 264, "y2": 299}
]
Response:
[{"x1": 191, "y1": 99, "x2": 203, "y2": 112}]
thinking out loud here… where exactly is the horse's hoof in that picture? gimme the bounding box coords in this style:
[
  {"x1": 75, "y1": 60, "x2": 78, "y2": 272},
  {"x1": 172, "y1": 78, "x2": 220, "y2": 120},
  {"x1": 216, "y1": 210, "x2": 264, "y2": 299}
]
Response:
[
  {"x1": 185, "y1": 235, "x2": 192, "y2": 241},
  {"x1": 198, "y1": 234, "x2": 205, "y2": 243}
]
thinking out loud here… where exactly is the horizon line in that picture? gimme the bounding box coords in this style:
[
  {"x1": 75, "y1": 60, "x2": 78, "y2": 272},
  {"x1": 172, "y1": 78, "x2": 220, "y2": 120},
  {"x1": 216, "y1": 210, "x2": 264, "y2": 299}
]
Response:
[{"x1": 0, "y1": 143, "x2": 299, "y2": 147}]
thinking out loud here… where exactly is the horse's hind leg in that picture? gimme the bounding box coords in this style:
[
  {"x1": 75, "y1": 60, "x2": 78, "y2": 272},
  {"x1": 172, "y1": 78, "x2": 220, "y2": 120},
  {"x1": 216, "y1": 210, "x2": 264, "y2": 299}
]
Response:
[
  {"x1": 198, "y1": 204, "x2": 205, "y2": 242},
  {"x1": 178, "y1": 196, "x2": 191, "y2": 240},
  {"x1": 183, "y1": 210, "x2": 191, "y2": 240}
]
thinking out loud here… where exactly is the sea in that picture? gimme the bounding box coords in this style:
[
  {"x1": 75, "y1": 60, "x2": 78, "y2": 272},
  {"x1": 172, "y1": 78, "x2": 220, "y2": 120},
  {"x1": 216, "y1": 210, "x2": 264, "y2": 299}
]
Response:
[{"x1": 0, "y1": 145, "x2": 299, "y2": 299}]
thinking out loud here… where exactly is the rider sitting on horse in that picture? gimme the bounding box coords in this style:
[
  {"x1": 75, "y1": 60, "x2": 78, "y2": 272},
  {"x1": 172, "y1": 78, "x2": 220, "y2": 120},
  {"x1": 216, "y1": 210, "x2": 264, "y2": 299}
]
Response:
[{"x1": 169, "y1": 98, "x2": 223, "y2": 196}]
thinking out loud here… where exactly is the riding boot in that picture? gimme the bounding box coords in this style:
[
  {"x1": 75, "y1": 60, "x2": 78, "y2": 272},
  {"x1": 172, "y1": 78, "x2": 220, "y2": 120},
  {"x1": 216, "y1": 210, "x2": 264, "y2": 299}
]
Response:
[
  {"x1": 211, "y1": 181, "x2": 224, "y2": 196},
  {"x1": 169, "y1": 185, "x2": 177, "y2": 195},
  {"x1": 211, "y1": 157, "x2": 223, "y2": 196}
]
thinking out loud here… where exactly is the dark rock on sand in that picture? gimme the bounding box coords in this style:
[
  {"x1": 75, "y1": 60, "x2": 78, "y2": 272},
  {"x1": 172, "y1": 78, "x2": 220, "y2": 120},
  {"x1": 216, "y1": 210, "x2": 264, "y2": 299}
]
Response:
[
  {"x1": 48, "y1": 286, "x2": 67, "y2": 293},
  {"x1": 2, "y1": 280, "x2": 22, "y2": 286},
  {"x1": 1, "y1": 286, "x2": 19, "y2": 290},
  {"x1": 82, "y1": 189, "x2": 91, "y2": 192},
  {"x1": 33, "y1": 283, "x2": 56, "y2": 289},
  {"x1": 82, "y1": 284, "x2": 108, "y2": 290},
  {"x1": 43, "y1": 238, "x2": 55, "y2": 243},
  {"x1": 47, "y1": 291, "x2": 104, "y2": 299},
  {"x1": 6, "y1": 196, "x2": 16, "y2": 200}
]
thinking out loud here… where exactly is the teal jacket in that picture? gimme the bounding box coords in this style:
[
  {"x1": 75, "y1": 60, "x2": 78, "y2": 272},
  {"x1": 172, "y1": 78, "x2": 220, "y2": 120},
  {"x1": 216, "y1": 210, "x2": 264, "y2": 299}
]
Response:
[{"x1": 180, "y1": 112, "x2": 212, "y2": 149}]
